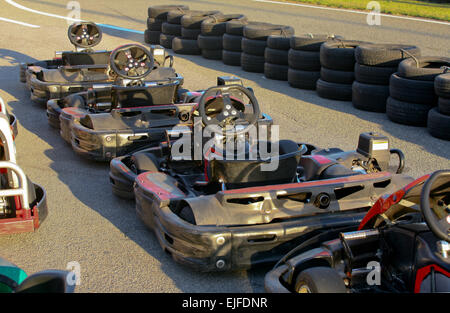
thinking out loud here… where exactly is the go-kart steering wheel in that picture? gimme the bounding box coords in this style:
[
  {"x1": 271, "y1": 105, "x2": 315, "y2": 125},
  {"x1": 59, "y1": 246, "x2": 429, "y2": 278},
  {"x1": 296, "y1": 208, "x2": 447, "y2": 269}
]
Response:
[
  {"x1": 68, "y1": 22, "x2": 102, "y2": 48},
  {"x1": 421, "y1": 170, "x2": 450, "y2": 242},
  {"x1": 109, "y1": 44, "x2": 154, "y2": 79},
  {"x1": 198, "y1": 85, "x2": 260, "y2": 135}
]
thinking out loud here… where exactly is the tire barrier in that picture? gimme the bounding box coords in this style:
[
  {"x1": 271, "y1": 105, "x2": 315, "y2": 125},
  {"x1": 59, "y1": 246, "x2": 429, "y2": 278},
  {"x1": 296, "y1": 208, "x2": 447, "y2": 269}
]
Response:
[
  {"x1": 428, "y1": 73, "x2": 450, "y2": 140},
  {"x1": 145, "y1": 5, "x2": 189, "y2": 45}
]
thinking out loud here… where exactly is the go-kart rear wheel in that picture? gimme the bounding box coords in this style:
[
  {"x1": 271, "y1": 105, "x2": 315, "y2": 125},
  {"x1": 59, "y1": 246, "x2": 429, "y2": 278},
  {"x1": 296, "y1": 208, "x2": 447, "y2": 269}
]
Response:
[
  {"x1": 177, "y1": 206, "x2": 196, "y2": 225},
  {"x1": 295, "y1": 267, "x2": 347, "y2": 293}
]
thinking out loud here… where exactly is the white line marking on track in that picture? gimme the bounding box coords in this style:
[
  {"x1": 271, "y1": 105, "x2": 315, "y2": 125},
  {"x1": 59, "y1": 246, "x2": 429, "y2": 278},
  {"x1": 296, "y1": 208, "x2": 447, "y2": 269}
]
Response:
[
  {"x1": 253, "y1": 0, "x2": 450, "y2": 26},
  {"x1": 0, "y1": 16, "x2": 40, "y2": 28}
]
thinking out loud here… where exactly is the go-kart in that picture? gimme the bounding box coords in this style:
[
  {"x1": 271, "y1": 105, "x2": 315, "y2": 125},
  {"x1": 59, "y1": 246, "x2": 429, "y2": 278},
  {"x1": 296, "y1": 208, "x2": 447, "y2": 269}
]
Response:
[
  {"x1": 0, "y1": 257, "x2": 74, "y2": 293},
  {"x1": 0, "y1": 96, "x2": 18, "y2": 139},
  {"x1": 20, "y1": 22, "x2": 172, "y2": 105},
  {"x1": 109, "y1": 85, "x2": 412, "y2": 271},
  {"x1": 264, "y1": 170, "x2": 449, "y2": 293},
  {"x1": 0, "y1": 113, "x2": 47, "y2": 235}
]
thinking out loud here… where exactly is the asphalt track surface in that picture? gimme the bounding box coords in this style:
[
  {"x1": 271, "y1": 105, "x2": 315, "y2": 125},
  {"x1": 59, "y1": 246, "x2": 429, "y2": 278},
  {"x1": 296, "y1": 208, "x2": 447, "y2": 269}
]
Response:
[{"x1": 0, "y1": 0, "x2": 449, "y2": 293}]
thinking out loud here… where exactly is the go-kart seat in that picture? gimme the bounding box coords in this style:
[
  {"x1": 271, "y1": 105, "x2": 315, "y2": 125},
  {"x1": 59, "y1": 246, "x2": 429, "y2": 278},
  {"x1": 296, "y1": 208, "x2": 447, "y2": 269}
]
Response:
[
  {"x1": 207, "y1": 140, "x2": 304, "y2": 189},
  {"x1": 61, "y1": 51, "x2": 110, "y2": 66}
]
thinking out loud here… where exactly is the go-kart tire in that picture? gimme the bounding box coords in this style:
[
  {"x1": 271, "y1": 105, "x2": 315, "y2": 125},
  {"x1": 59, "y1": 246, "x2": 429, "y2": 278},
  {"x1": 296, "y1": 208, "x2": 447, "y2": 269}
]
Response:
[
  {"x1": 222, "y1": 50, "x2": 241, "y2": 66},
  {"x1": 172, "y1": 37, "x2": 201, "y2": 55},
  {"x1": 19, "y1": 66, "x2": 26, "y2": 83},
  {"x1": 316, "y1": 79, "x2": 353, "y2": 101},
  {"x1": 427, "y1": 107, "x2": 450, "y2": 140},
  {"x1": 167, "y1": 10, "x2": 190, "y2": 24},
  {"x1": 389, "y1": 73, "x2": 437, "y2": 105},
  {"x1": 159, "y1": 33, "x2": 175, "y2": 49},
  {"x1": 267, "y1": 35, "x2": 291, "y2": 50},
  {"x1": 398, "y1": 56, "x2": 450, "y2": 81},
  {"x1": 242, "y1": 37, "x2": 267, "y2": 56},
  {"x1": 288, "y1": 68, "x2": 320, "y2": 90},
  {"x1": 130, "y1": 152, "x2": 160, "y2": 174},
  {"x1": 145, "y1": 29, "x2": 161, "y2": 44},
  {"x1": 354, "y1": 63, "x2": 396, "y2": 85},
  {"x1": 386, "y1": 96, "x2": 431, "y2": 126},
  {"x1": 243, "y1": 23, "x2": 294, "y2": 41},
  {"x1": 320, "y1": 40, "x2": 364, "y2": 71},
  {"x1": 181, "y1": 11, "x2": 222, "y2": 29},
  {"x1": 288, "y1": 49, "x2": 321, "y2": 71},
  {"x1": 241, "y1": 53, "x2": 265, "y2": 73},
  {"x1": 197, "y1": 34, "x2": 223, "y2": 50},
  {"x1": 320, "y1": 67, "x2": 355, "y2": 84},
  {"x1": 438, "y1": 97, "x2": 450, "y2": 115},
  {"x1": 161, "y1": 22, "x2": 182, "y2": 36},
  {"x1": 147, "y1": 18, "x2": 163, "y2": 31},
  {"x1": 181, "y1": 27, "x2": 201, "y2": 39},
  {"x1": 265, "y1": 48, "x2": 288, "y2": 65},
  {"x1": 352, "y1": 81, "x2": 389, "y2": 112},
  {"x1": 177, "y1": 206, "x2": 196, "y2": 225},
  {"x1": 434, "y1": 73, "x2": 450, "y2": 98},
  {"x1": 290, "y1": 34, "x2": 343, "y2": 51},
  {"x1": 148, "y1": 5, "x2": 189, "y2": 20},
  {"x1": 201, "y1": 49, "x2": 223, "y2": 60},
  {"x1": 223, "y1": 34, "x2": 242, "y2": 52},
  {"x1": 264, "y1": 63, "x2": 288, "y2": 81},
  {"x1": 295, "y1": 267, "x2": 347, "y2": 293},
  {"x1": 201, "y1": 14, "x2": 247, "y2": 36},
  {"x1": 226, "y1": 20, "x2": 255, "y2": 36},
  {"x1": 355, "y1": 43, "x2": 421, "y2": 67}
]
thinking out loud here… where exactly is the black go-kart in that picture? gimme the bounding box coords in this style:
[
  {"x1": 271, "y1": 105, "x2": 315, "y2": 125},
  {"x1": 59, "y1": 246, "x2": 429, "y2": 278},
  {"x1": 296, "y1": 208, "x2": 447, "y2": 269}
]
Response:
[
  {"x1": 0, "y1": 113, "x2": 47, "y2": 235},
  {"x1": 109, "y1": 84, "x2": 412, "y2": 272},
  {"x1": 20, "y1": 21, "x2": 172, "y2": 105},
  {"x1": 264, "y1": 169, "x2": 449, "y2": 293}
]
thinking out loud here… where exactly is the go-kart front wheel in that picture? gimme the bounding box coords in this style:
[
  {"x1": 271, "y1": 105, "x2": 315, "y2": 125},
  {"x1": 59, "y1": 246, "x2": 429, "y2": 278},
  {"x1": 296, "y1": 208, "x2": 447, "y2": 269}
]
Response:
[{"x1": 295, "y1": 267, "x2": 347, "y2": 293}]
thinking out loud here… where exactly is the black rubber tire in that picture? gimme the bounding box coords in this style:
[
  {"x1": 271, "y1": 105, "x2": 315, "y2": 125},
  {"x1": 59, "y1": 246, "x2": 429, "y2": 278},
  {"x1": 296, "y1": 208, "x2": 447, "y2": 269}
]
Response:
[
  {"x1": 390, "y1": 73, "x2": 437, "y2": 105},
  {"x1": 290, "y1": 34, "x2": 343, "y2": 51},
  {"x1": 242, "y1": 37, "x2": 267, "y2": 56},
  {"x1": 427, "y1": 107, "x2": 450, "y2": 140},
  {"x1": 222, "y1": 50, "x2": 241, "y2": 66},
  {"x1": 201, "y1": 14, "x2": 247, "y2": 36},
  {"x1": 147, "y1": 17, "x2": 163, "y2": 31},
  {"x1": 148, "y1": 5, "x2": 189, "y2": 20},
  {"x1": 355, "y1": 43, "x2": 421, "y2": 67},
  {"x1": 223, "y1": 34, "x2": 242, "y2": 52},
  {"x1": 434, "y1": 73, "x2": 450, "y2": 98},
  {"x1": 316, "y1": 79, "x2": 353, "y2": 101},
  {"x1": 201, "y1": 49, "x2": 223, "y2": 60},
  {"x1": 438, "y1": 97, "x2": 450, "y2": 115},
  {"x1": 320, "y1": 67, "x2": 355, "y2": 84},
  {"x1": 145, "y1": 29, "x2": 161, "y2": 44},
  {"x1": 130, "y1": 152, "x2": 160, "y2": 174},
  {"x1": 241, "y1": 53, "x2": 265, "y2": 73},
  {"x1": 181, "y1": 11, "x2": 222, "y2": 29},
  {"x1": 295, "y1": 267, "x2": 347, "y2": 293},
  {"x1": 352, "y1": 81, "x2": 390, "y2": 112},
  {"x1": 243, "y1": 22, "x2": 294, "y2": 40},
  {"x1": 172, "y1": 37, "x2": 201, "y2": 55},
  {"x1": 264, "y1": 63, "x2": 288, "y2": 81},
  {"x1": 288, "y1": 49, "x2": 321, "y2": 71},
  {"x1": 178, "y1": 206, "x2": 196, "y2": 225},
  {"x1": 288, "y1": 68, "x2": 320, "y2": 90},
  {"x1": 386, "y1": 96, "x2": 431, "y2": 126},
  {"x1": 197, "y1": 34, "x2": 223, "y2": 50},
  {"x1": 181, "y1": 27, "x2": 201, "y2": 39},
  {"x1": 265, "y1": 48, "x2": 288, "y2": 65},
  {"x1": 159, "y1": 33, "x2": 175, "y2": 49},
  {"x1": 320, "y1": 40, "x2": 364, "y2": 71},
  {"x1": 161, "y1": 22, "x2": 182, "y2": 36},
  {"x1": 225, "y1": 19, "x2": 250, "y2": 36},
  {"x1": 354, "y1": 63, "x2": 396, "y2": 85},
  {"x1": 167, "y1": 9, "x2": 190, "y2": 24},
  {"x1": 267, "y1": 35, "x2": 291, "y2": 50},
  {"x1": 398, "y1": 56, "x2": 450, "y2": 81}
]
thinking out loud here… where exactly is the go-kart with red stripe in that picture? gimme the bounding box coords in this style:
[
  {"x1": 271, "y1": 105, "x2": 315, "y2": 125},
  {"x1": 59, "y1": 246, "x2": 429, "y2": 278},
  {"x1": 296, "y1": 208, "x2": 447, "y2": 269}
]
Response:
[
  {"x1": 0, "y1": 113, "x2": 47, "y2": 235},
  {"x1": 264, "y1": 170, "x2": 449, "y2": 293},
  {"x1": 109, "y1": 84, "x2": 411, "y2": 271}
]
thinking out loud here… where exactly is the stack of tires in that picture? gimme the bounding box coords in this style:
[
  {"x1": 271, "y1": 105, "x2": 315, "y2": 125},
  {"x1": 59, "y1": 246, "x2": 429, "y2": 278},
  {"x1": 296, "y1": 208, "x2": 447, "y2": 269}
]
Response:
[
  {"x1": 145, "y1": 5, "x2": 189, "y2": 45},
  {"x1": 317, "y1": 40, "x2": 365, "y2": 101},
  {"x1": 387, "y1": 56, "x2": 450, "y2": 126},
  {"x1": 264, "y1": 36, "x2": 290, "y2": 80},
  {"x1": 287, "y1": 34, "x2": 341, "y2": 90},
  {"x1": 241, "y1": 23, "x2": 294, "y2": 73},
  {"x1": 172, "y1": 10, "x2": 222, "y2": 55},
  {"x1": 429, "y1": 73, "x2": 450, "y2": 140},
  {"x1": 352, "y1": 44, "x2": 421, "y2": 112},
  {"x1": 160, "y1": 8, "x2": 191, "y2": 49},
  {"x1": 198, "y1": 14, "x2": 247, "y2": 60},
  {"x1": 222, "y1": 20, "x2": 255, "y2": 66}
]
